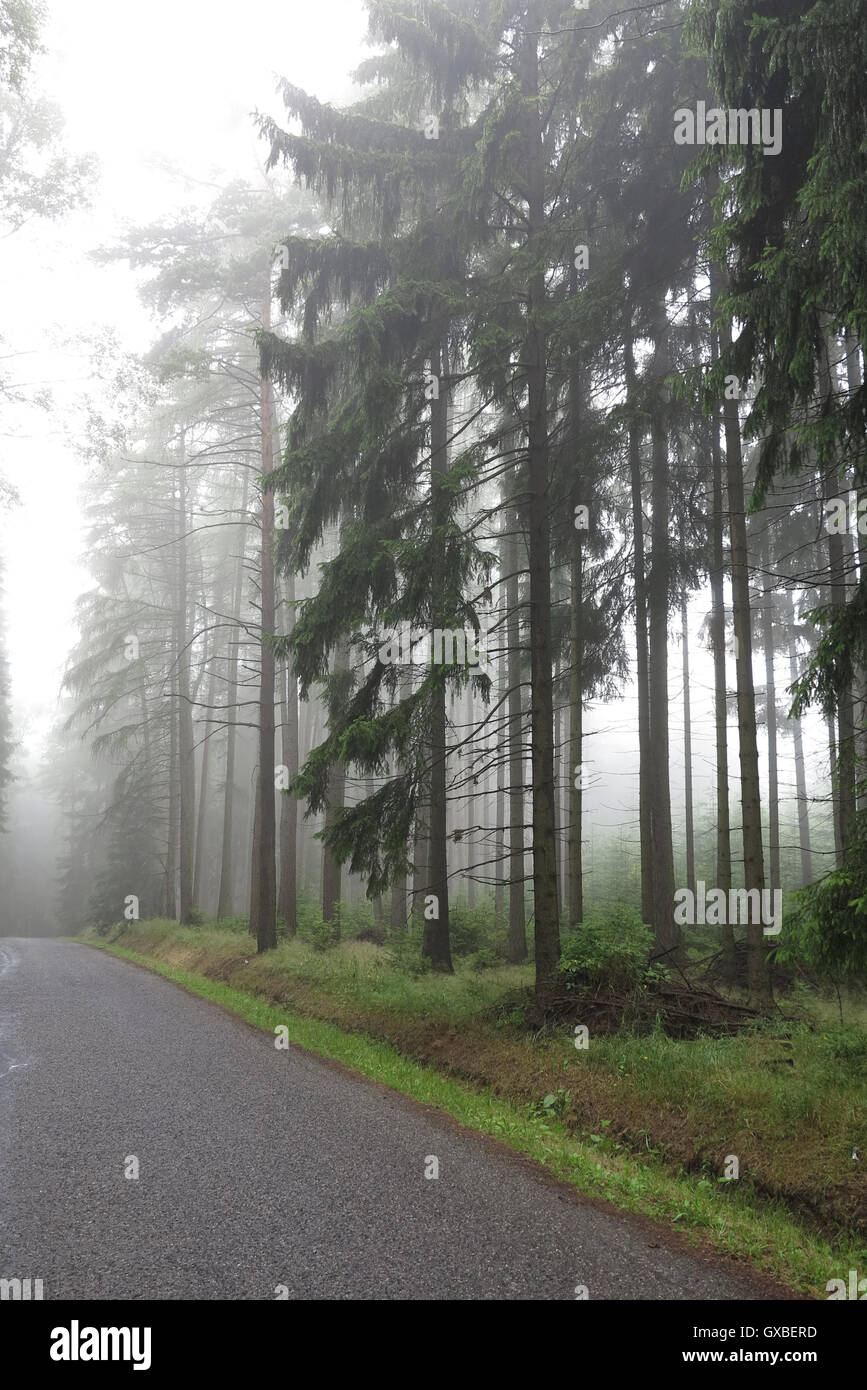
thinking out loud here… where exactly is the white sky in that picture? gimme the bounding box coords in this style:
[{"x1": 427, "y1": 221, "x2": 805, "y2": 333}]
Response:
[{"x1": 0, "y1": 0, "x2": 368, "y2": 747}]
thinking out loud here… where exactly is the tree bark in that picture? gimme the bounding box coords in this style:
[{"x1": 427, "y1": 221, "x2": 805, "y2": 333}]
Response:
[
  {"x1": 521, "y1": 26, "x2": 560, "y2": 997},
  {"x1": 422, "y1": 340, "x2": 453, "y2": 970},
  {"x1": 278, "y1": 569, "x2": 298, "y2": 933},
  {"x1": 253, "y1": 294, "x2": 278, "y2": 952},
  {"x1": 760, "y1": 533, "x2": 780, "y2": 895},
  {"x1": 176, "y1": 440, "x2": 196, "y2": 924},
  {"x1": 818, "y1": 332, "x2": 857, "y2": 855},
  {"x1": 709, "y1": 375, "x2": 734, "y2": 978},
  {"x1": 192, "y1": 638, "x2": 216, "y2": 912},
  {"x1": 712, "y1": 262, "x2": 770, "y2": 1007},
  {"x1": 844, "y1": 330, "x2": 867, "y2": 810},
  {"x1": 786, "y1": 590, "x2": 813, "y2": 885},
  {"x1": 647, "y1": 300, "x2": 679, "y2": 960},
  {"x1": 494, "y1": 616, "x2": 506, "y2": 928},
  {"x1": 321, "y1": 637, "x2": 348, "y2": 930},
  {"x1": 624, "y1": 334, "x2": 653, "y2": 925},
  {"x1": 164, "y1": 672, "x2": 178, "y2": 920},
  {"x1": 217, "y1": 470, "x2": 249, "y2": 919},
  {"x1": 504, "y1": 510, "x2": 526, "y2": 962},
  {"x1": 681, "y1": 594, "x2": 695, "y2": 898},
  {"x1": 464, "y1": 680, "x2": 477, "y2": 908}
]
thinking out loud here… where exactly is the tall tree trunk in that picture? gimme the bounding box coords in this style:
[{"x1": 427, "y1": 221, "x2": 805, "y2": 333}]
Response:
[
  {"x1": 560, "y1": 685, "x2": 570, "y2": 920},
  {"x1": 522, "y1": 27, "x2": 560, "y2": 997},
  {"x1": 760, "y1": 534, "x2": 781, "y2": 896},
  {"x1": 253, "y1": 294, "x2": 278, "y2": 953},
  {"x1": 321, "y1": 637, "x2": 348, "y2": 929},
  {"x1": 405, "y1": 666, "x2": 426, "y2": 925},
  {"x1": 568, "y1": 557, "x2": 584, "y2": 927},
  {"x1": 821, "y1": 328, "x2": 857, "y2": 851},
  {"x1": 712, "y1": 262, "x2": 770, "y2": 1006},
  {"x1": 411, "y1": 792, "x2": 429, "y2": 924},
  {"x1": 390, "y1": 874, "x2": 407, "y2": 931},
  {"x1": 176, "y1": 441, "x2": 196, "y2": 924},
  {"x1": 422, "y1": 341, "x2": 453, "y2": 971},
  {"x1": 465, "y1": 681, "x2": 477, "y2": 908},
  {"x1": 248, "y1": 783, "x2": 262, "y2": 937},
  {"x1": 494, "y1": 621, "x2": 506, "y2": 927},
  {"x1": 827, "y1": 708, "x2": 842, "y2": 861},
  {"x1": 278, "y1": 569, "x2": 298, "y2": 933},
  {"x1": 553, "y1": 659, "x2": 563, "y2": 920},
  {"x1": 844, "y1": 330, "x2": 867, "y2": 810},
  {"x1": 504, "y1": 510, "x2": 526, "y2": 962},
  {"x1": 786, "y1": 591, "x2": 813, "y2": 885},
  {"x1": 164, "y1": 679, "x2": 178, "y2": 920},
  {"x1": 217, "y1": 471, "x2": 250, "y2": 919},
  {"x1": 625, "y1": 334, "x2": 653, "y2": 925},
  {"x1": 647, "y1": 301, "x2": 679, "y2": 960},
  {"x1": 192, "y1": 648, "x2": 216, "y2": 912},
  {"x1": 681, "y1": 594, "x2": 696, "y2": 897},
  {"x1": 567, "y1": 268, "x2": 585, "y2": 928},
  {"x1": 823, "y1": 498, "x2": 857, "y2": 857},
  {"x1": 709, "y1": 375, "x2": 734, "y2": 978}
]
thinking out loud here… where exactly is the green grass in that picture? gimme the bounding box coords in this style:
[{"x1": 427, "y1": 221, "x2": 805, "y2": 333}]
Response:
[
  {"x1": 88, "y1": 916, "x2": 534, "y2": 1021},
  {"x1": 76, "y1": 928, "x2": 867, "y2": 1297}
]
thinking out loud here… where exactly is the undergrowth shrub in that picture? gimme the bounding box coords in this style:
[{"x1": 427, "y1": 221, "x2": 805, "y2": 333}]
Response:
[{"x1": 559, "y1": 904, "x2": 659, "y2": 991}]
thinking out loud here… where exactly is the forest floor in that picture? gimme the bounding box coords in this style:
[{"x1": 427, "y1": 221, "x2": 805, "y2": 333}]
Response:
[{"x1": 78, "y1": 919, "x2": 867, "y2": 1295}]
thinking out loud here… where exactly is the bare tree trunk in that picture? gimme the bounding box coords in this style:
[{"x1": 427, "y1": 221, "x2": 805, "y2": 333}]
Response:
[
  {"x1": 422, "y1": 341, "x2": 453, "y2": 970},
  {"x1": 648, "y1": 302, "x2": 679, "y2": 960},
  {"x1": 278, "y1": 569, "x2": 298, "y2": 933},
  {"x1": 248, "y1": 784, "x2": 261, "y2": 937},
  {"x1": 176, "y1": 442, "x2": 196, "y2": 924},
  {"x1": 823, "y1": 505, "x2": 857, "y2": 858},
  {"x1": 786, "y1": 591, "x2": 813, "y2": 885},
  {"x1": 321, "y1": 637, "x2": 348, "y2": 930},
  {"x1": 504, "y1": 511, "x2": 526, "y2": 962},
  {"x1": 217, "y1": 471, "x2": 249, "y2": 919},
  {"x1": 820, "y1": 330, "x2": 857, "y2": 852},
  {"x1": 411, "y1": 793, "x2": 428, "y2": 924},
  {"x1": 712, "y1": 263, "x2": 770, "y2": 1006},
  {"x1": 494, "y1": 525, "x2": 508, "y2": 928},
  {"x1": 164, "y1": 682, "x2": 178, "y2": 920},
  {"x1": 465, "y1": 681, "x2": 477, "y2": 908},
  {"x1": 709, "y1": 380, "x2": 734, "y2": 978},
  {"x1": 391, "y1": 872, "x2": 407, "y2": 931},
  {"x1": 760, "y1": 534, "x2": 781, "y2": 895},
  {"x1": 560, "y1": 684, "x2": 569, "y2": 920},
  {"x1": 553, "y1": 658, "x2": 563, "y2": 919},
  {"x1": 568, "y1": 551, "x2": 584, "y2": 927},
  {"x1": 827, "y1": 708, "x2": 842, "y2": 860},
  {"x1": 193, "y1": 654, "x2": 215, "y2": 912},
  {"x1": 252, "y1": 294, "x2": 278, "y2": 953},
  {"x1": 681, "y1": 594, "x2": 695, "y2": 898},
  {"x1": 566, "y1": 283, "x2": 585, "y2": 929},
  {"x1": 494, "y1": 623, "x2": 506, "y2": 926},
  {"x1": 522, "y1": 29, "x2": 560, "y2": 997},
  {"x1": 625, "y1": 335, "x2": 653, "y2": 924},
  {"x1": 844, "y1": 330, "x2": 867, "y2": 809}
]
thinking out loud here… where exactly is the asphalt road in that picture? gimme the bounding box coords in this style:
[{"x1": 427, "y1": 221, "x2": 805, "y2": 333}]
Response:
[{"x1": 0, "y1": 936, "x2": 785, "y2": 1300}]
